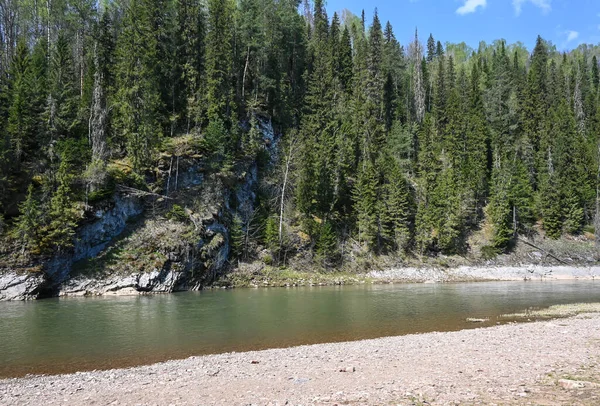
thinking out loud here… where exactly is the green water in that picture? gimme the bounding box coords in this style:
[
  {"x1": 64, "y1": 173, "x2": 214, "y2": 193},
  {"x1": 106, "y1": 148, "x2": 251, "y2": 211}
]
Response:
[{"x1": 1, "y1": 280, "x2": 599, "y2": 377}]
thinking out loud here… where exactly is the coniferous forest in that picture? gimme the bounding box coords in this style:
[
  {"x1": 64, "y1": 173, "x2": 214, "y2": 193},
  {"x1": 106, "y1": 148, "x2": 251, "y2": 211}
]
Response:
[{"x1": 1, "y1": 0, "x2": 600, "y2": 269}]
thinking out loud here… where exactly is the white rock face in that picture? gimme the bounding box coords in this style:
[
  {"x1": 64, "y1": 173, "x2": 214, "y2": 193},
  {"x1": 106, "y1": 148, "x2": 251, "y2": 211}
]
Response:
[{"x1": 0, "y1": 272, "x2": 45, "y2": 300}]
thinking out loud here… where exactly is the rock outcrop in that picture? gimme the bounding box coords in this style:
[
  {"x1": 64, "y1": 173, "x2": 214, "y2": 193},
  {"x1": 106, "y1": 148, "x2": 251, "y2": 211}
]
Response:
[{"x1": 0, "y1": 119, "x2": 272, "y2": 300}]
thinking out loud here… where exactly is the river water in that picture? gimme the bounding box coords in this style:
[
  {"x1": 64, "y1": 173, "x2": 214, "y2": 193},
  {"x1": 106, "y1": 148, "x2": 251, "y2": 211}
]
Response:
[{"x1": 1, "y1": 280, "x2": 599, "y2": 378}]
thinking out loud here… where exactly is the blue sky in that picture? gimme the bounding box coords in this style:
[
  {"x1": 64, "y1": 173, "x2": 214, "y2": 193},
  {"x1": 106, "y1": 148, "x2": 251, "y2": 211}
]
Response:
[{"x1": 323, "y1": 0, "x2": 600, "y2": 51}]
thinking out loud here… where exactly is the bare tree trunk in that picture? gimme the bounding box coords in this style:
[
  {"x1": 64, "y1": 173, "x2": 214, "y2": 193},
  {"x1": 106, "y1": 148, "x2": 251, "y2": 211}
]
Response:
[
  {"x1": 165, "y1": 156, "x2": 173, "y2": 197},
  {"x1": 595, "y1": 144, "x2": 600, "y2": 249},
  {"x1": 46, "y1": 0, "x2": 51, "y2": 57},
  {"x1": 90, "y1": 45, "x2": 108, "y2": 163},
  {"x1": 513, "y1": 205, "x2": 517, "y2": 237},
  {"x1": 175, "y1": 156, "x2": 179, "y2": 191},
  {"x1": 279, "y1": 136, "x2": 296, "y2": 246},
  {"x1": 242, "y1": 46, "x2": 250, "y2": 100}
]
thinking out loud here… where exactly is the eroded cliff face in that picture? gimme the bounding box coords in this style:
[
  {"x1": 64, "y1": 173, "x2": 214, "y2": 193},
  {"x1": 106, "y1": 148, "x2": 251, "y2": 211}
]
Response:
[{"x1": 0, "y1": 120, "x2": 272, "y2": 300}]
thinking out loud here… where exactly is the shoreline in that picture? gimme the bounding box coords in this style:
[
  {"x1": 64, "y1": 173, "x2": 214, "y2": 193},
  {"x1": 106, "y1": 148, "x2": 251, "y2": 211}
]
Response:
[
  {"x1": 2, "y1": 313, "x2": 599, "y2": 405},
  {"x1": 2, "y1": 264, "x2": 599, "y2": 300},
  {"x1": 215, "y1": 264, "x2": 600, "y2": 289}
]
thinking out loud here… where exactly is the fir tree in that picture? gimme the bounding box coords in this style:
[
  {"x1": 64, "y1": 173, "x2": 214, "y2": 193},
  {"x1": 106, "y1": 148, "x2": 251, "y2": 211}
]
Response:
[
  {"x1": 7, "y1": 40, "x2": 35, "y2": 162},
  {"x1": 316, "y1": 221, "x2": 338, "y2": 264},
  {"x1": 426, "y1": 34, "x2": 435, "y2": 63},
  {"x1": 206, "y1": 0, "x2": 235, "y2": 124},
  {"x1": 229, "y1": 214, "x2": 245, "y2": 260},
  {"x1": 13, "y1": 185, "x2": 41, "y2": 254},
  {"x1": 45, "y1": 34, "x2": 80, "y2": 142},
  {"x1": 41, "y1": 159, "x2": 80, "y2": 251},
  {"x1": 354, "y1": 159, "x2": 379, "y2": 250},
  {"x1": 114, "y1": 0, "x2": 164, "y2": 171}
]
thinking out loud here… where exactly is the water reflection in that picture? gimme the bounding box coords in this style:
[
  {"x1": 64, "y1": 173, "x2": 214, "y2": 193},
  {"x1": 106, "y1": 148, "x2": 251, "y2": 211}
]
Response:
[{"x1": 1, "y1": 280, "x2": 599, "y2": 377}]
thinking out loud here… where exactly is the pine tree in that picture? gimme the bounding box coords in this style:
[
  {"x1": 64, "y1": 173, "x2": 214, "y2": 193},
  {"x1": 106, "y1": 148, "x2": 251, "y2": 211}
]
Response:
[
  {"x1": 41, "y1": 159, "x2": 80, "y2": 251},
  {"x1": 488, "y1": 174, "x2": 513, "y2": 250},
  {"x1": 426, "y1": 34, "x2": 435, "y2": 63},
  {"x1": 364, "y1": 11, "x2": 385, "y2": 154},
  {"x1": 114, "y1": 0, "x2": 164, "y2": 171},
  {"x1": 380, "y1": 155, "x2": 412, "y2": 252},
  {"x1": 13, "y1": 185, "x2": 41, "y2": 253},
  {"x1": 339, "y1": 26, "x2": 353, "y2": 92},
  {"x1": 7, "y1": 40, "x2": 35, "y2": 162},
  {"x1": 206, "y1": 0, "x2": 235, "y2": 125},
  {"x1": 177, "y1": 0, "x2": 206, "y2": 130},
  {"x1": 230, "y1": 213, "x2": 244, "y2": 260},
  {"x1": 354, "y1": 159, "x2": 379, "y2": 250},
  {"x1": 415, "y1": 114, "x2": 440, "y2": 252},
  {"x1": 45, "y1": 34, "x2": 80, "y2": 142},
  {"x1": 316, "y1": 221, "x2": 338, "y2": 263},
  {"x1": 464, "y1": 63, "x2": 490, "y2": 214}
]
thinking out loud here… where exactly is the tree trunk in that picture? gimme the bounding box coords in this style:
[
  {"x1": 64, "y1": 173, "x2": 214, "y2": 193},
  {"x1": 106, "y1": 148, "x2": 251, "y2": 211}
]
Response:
[
  {"x1": 242, "y1": 46, "x2": 250, "y2": 100},
  {"x1": 279, "y1": 137, "x2": 296, "y2": 246},
  {"x1": 595, "y1": 144, "x2": 600, "y2": 249}
]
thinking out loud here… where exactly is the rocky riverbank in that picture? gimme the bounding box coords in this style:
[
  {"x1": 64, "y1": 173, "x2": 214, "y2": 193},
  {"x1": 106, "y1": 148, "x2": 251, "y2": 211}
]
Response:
[
  {"x1": 216, "y1": 263, "x2": 600, "y2": 288},
  {"x1": 1, "y1": 312, "x2": 599, "y2": 405}
]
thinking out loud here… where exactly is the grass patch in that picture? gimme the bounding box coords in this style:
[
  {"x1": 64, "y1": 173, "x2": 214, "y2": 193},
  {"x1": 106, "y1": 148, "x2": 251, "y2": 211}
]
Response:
[
  {"x1": 501, "y1": 303, "x2": 600, "y2": 319},
  {"x1": 220, "y1": 265, "x2": 373, "y2": 288}
]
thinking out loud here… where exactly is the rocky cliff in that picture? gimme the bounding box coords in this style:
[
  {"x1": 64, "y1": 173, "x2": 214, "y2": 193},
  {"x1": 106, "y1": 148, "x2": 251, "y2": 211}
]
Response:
[{"x1": 0, "y1": 121, "x2": 272, "y2": 301}]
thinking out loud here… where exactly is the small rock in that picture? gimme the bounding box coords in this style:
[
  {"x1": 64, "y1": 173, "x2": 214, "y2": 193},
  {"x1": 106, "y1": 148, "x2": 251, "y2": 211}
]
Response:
[
  {"x1": 558, "y1": 379, "x2": 586, "y2": 389},
  {"x1": 339, "y1": 367, "x2": 355, "y2": 373}
]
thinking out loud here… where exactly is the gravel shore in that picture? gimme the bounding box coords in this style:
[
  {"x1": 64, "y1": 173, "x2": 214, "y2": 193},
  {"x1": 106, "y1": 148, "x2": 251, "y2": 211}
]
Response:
[
  {"x1": 2, "y1": 313, "x2": 600, "y2": 405},
  {"x1": 369, "y1": 265, "x2": 600, "y2": 283}
]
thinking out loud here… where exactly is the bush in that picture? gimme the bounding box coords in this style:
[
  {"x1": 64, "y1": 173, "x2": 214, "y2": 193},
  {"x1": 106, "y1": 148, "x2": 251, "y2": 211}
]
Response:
[
  {"x1": 166, "y1": 204, "x2": 187, "y2": 222},
  {"x1": 480, "y1": 245, "x2": 500, "y2": 260}
]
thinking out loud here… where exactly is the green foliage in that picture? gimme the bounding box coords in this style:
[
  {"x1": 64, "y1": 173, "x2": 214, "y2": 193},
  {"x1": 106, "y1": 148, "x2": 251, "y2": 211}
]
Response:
[
  {"x1": 206, "y1": 0, "x2": 235, "y2": 123},
  {"x1": 40, "y1": 159, "x2": 80, "y2": 252},
  {"x1": 264, "y1": 216, "x2": 279, "y2": 252},
  {"x1": 229, "y1": 213, "x2": 244, "y2": 260},
  {"x1": 166, "y1": 204, "x2": 187, "y2": 222},
  {"x1": 488, "y1": 196, "x2": 513, "y2": 251},
  {"x1": 379, "y1": 156, "x2": 412, "y2": 253},
  {"x1": 203, "y1": 117, "x2": 227, "y2": 155},
  {"x1": 4, "y1": 1, "x2": 600, "y2": 267},
  {"x1": 353, "y1": 160, "x2": 379, "y2": 250},
  {"x1": 316, "y1": 221, "x2": 338, "y2": 263},
  {"x1": 13, "y1": 185, "x2": 41, "y2": 253},
  {"x1": 114, "y1": 0, "x2": 164, "y2": 172},
  {"x1": 480, "y1": 245, "x2": 501, "y2": 260}
]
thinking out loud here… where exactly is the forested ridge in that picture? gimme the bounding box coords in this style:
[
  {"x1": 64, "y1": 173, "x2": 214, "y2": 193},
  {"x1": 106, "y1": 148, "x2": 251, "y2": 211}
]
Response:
[{"x1": 1, "y1": 0, "x2": 600, "y2": 267}]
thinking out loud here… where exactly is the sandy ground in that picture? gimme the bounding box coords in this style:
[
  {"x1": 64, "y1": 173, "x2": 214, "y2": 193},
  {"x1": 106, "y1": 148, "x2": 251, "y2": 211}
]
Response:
[{"x1": 2, "y1": 314, "x2": 600, "y2": 405}]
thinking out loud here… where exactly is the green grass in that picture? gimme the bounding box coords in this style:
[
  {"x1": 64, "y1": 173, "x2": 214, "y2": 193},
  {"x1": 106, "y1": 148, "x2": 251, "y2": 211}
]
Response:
[
  {"x1": 501, "y1": 303, "x2": 600, "y2": 319},
  {"x1": 220, "y1": 266, "x2": 373, "y2": 288}
]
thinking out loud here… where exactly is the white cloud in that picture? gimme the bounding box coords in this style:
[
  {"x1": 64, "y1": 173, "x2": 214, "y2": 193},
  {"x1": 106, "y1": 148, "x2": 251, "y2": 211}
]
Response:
[
  {"x1": 566, "y1": 30, "x2": 579, "y2": 42},
  {"x1": 559, "y1": 30, "x2": 580, "y2": 50},
  {"x1": 513, "y1": 0, "x2": 551, "y2": 16},
  {"x1": 456, "y1": 0, "x2": 487, "y2": 15}
]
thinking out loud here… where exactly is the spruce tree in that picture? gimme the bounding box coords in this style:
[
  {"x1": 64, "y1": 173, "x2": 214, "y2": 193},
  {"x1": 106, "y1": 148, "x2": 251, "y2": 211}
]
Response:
[
  {"x1": 13, "y1": 185, "x2": 41, "y2": 254},
  {"x1": 380, "y1": 155, "x2": 412, "y2": 252},
  {"x1": 206, "y1": 0, "x2": 235, "y2": 124},
  {"x1": 45, "y1": 34, "x2": 80, "y2": 142},
  {"x1": 354, "y1": 159, "x2": 379, "y2": 250},
  {"x1": 426, "y1": 34, "x2": 435, "y2": 63},
  {"x1": 7, "y1": 40, "x2": 35, "y2": 162},
  {"x1": 41, "y1": 159, "x2": 80, "y2": 251},
  {"x1": 114, "y1": 0, "x2": 164, "y2": 171}
]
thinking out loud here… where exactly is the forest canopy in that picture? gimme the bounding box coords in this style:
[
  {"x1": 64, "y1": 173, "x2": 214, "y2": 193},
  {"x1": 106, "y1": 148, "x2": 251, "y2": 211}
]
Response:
[{"x1": 1, "y1": 0, "x2": 600, "y2": 262}]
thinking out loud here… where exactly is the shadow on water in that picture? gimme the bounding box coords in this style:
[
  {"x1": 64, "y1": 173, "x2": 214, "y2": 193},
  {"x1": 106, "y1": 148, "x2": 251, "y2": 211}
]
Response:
[{"x1": 1, "y1": 280, "x2": 599, "y2": 378}]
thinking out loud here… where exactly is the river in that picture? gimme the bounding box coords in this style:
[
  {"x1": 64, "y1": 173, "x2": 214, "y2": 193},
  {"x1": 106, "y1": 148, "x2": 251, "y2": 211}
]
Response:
[{"x1": 1, "y1": 280, "x2": 599, "y2": 378}]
